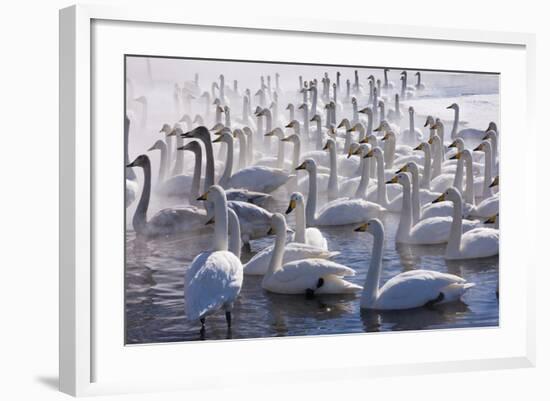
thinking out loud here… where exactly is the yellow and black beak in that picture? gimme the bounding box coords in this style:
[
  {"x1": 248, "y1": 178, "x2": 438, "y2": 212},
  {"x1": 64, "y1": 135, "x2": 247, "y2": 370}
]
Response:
[
  {"x1": 450, "y1": 151, "x2": 462, "y2": 160},
  {"x1": 385, "y1": 175, "x2": 399, "y2": 185},
  {"x1": 354, "y1": 222, "x2": 368, "y2": 232},
  {"x1": 267, "y1": 227, "x2": 275, "y2": 236},
  {"x1": 285, "y1": 122, "x2": 293, "y2": 128},
  {"x1": 484, "y1": 214, "x2": 497, "y2": 224},
  {"x1": 432, "y1": 193, "x2": 446, "y2": 204},
  {"x1": 265, "y1": 131, "x2": 274, "y2": 137},
  {"x1": 413, "y1": 144, "x2": 423, "y2": 151},
  {"x1": 322, "y1": 142, "x2": 329, "y2": 151},
  {"x1": 205, "y1": 216, "x2": 215, "y2": 226},
  {"x1": 448, "y1": 140, "x2": 457, "y2": 149},
  {"x1": 285, "y1": 199, "x2": 296, "y2": 214},
  {"x1": 395, "y1": 165, "x2": 407, "y2": 174},
  {"x1": 373, "y1": 125, "x2": 382, "y2": 132},
  {"x1": 427, "y1": 137, "x2": 435, "y2": 145},
  {"x1": 212, "y1": 136, "x2": 222, "y2": 143},
  {"x1": 363, "y1": 149, "x2": 374, "y2": 158},
  {"x1": 295, "y1": 162, "x2": 306, "y2": 170},
  {"x1": 197, "y1": 192, "x2": 208, "y2": 201},
  {"x1": 482, "y1": 134, "x2": 490, "y2": 140},
  {"x1": 359, "y1": 137, "x2": 369, "y2": 144},
  {"x1": 489, "y1": 176, "x2": 499, "y2": 188},
  {"x1": 473, "y1": 144, "x2": 483, "y2": 151}
]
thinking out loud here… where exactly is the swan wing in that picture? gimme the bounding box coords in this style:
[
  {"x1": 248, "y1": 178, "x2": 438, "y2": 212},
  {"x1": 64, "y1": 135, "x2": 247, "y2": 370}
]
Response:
[
  {"x1": 229, "y1": 166, "x2": 289, "y2": 193},
  {"x1": 184, "y1": 251, "x2": 243, "y2": 321},
  {"x1": 459, "y1": 228, "x2": 499, "y2": 258},
  {"x1": 375, "y1": 270, "x2": 471, "y2": 310},
  {"x1": 316, "y1": 198, "x2": 385, "y2": 226},
  {"x1": 157, "y1": 174, "x2": 193, "y2": 198},
  {"x1": 146, "y1": 206, "x2": 207, "y2": 236},
  {"x1": 227, "y1": 201, "x2": 272, "y2": 241}
]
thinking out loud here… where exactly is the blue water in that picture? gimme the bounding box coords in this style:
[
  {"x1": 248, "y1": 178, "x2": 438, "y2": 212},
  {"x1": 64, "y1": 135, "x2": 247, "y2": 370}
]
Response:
[{"x1": 125, "y1": 206, "x2": 499, "y2": 344}]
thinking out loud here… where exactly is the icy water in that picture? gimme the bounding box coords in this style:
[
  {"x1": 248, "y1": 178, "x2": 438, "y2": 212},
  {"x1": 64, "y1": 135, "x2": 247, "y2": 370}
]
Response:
[{"x1": 126, "y1": 201, "x2": 499, "y2": 344}]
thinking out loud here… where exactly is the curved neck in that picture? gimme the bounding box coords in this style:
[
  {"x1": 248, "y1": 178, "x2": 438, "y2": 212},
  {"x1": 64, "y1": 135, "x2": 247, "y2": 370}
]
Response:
[
  {"x1": 295, "y1": 200, "x2": 307, "y2": 244},
  {"x1": 452, "y1": 156, "x2": 464, "y2": 194},
  {"x1": 173, "y1": 135, "x2": 184, "y2": 175},
  {"x1": 482, "y1": 145, "x2": 493, "y2": 200},
  {"x1": 133, "y1": 158, "x2": 151, "y2": 235},
  {"x1": 464, "y1": 154, "x2": 475, "y2": 205},
  {"x1": 202, "y1": 135, "x2": 215, "y2": 191},
  {"x1": 355, "y1": 156, "x2": 370, "y2": 198},
  {"x1": 236, "y1": 132, "x2": 247, "y2": 169},
  {"x1": 305, "y1": 166, "x2": 318, "y2": 227},
  {"x1": 375, "y1": 153, "x2": 389, "y2": 206},
  {"x1": 410, "y1": 168, "x2": 420, "y2": 225},
  {"x1": 219, "y1": 137, "x2": 234, "y2": 187},
  {"x1": 421, "y1": 146, "x2": 432, "y2": 189},
  {"x1": 432, "y1": 140, "x2": 442, "y2": 178},
  {"x1": 213, "y1": 194, "x2": 228, "y2": 252},
  {"x1": 447, "y1": 196, "x2": 463, "y2": 255},
  {"x1": 396, "y1": 179, "x2": 413, "y2": 242},
  {"x1": 292, "y1": 137, "x2": 301, "y2": 170},
  {"x1": 451, "y1": 108, "x2": 459, "y2": 138},
  {"x1": 328, "y1": 145, "x2": 339, "y2": 200},
  {"x1": 189, "y1": 147, "x2": 202, "y2": 202},
  {"x1": 361, "y1": 229, "x2": 384, "y2": 308},
  {"x1": 157, "y1": 142, "x2": 168, "y2": 183},
  {"x1": 228, "y1": 210, "x2": 241, "y2": 258},
  {"x1": 266, "y1": 224, "x2": 287, "y2": 278}
]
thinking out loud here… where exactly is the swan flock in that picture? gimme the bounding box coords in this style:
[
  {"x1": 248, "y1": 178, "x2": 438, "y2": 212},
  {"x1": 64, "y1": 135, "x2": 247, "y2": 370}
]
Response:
[{"x1": 126, "y1": 59, "x2": 499, "y2": 339}]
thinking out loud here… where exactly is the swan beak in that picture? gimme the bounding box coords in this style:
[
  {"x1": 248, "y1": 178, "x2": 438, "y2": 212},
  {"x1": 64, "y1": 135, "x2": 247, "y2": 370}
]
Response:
[
  {"x1": 432, "y1": 193, "x2": 446, "y2": 203},
  {"x1": 446, "y1": 105, "x2": 453, "y2": 109},
  {"x1": 423, "y1": 120, "x2": 430, "y2": 127},
  {"x1": 429, "y1": 124, "x2": 437, "y2": 130},
  {"x1": 298, "y1": 104, "x2": 305, "y2": 110},
  {"x1": 448, "y1": 141, "x2": 457, "y2": 148},
  {"x1": 126, "y1": 160, "x2": 138, "y2": 168},
  {"x1": 473, "y1": 144, "x2": 483, "y2": 151},
  {"x1": 395, "y1": 165, "x2": 407, "y2": 173},
  {"x1": 346, "y1": 127, "x2": 355, "y2": 133},
  {"x1": 359, "y1": 137, "x2": 369, "y2": 144},
  {"x1": 264, "y1": 131, "x2": 274, "y2": 137},
  {"x1": 147, "y1": 144, "x2": 157, "y2": 151},
  {"x1": 267, "y1": 227, "x2": 275, "y2": 236},
  {"x1": 309, "y1": 117, "x2": 316, "y2": 122},
  {"x1": 177, "y1": 146, "x2": 186, "y2": 151},
  {"x1": 285, "y1": 122, "x2": 293, "y2": 128},
  {"x1": 484, "y1": 215, "x2": 497, "y2": 224},
  {"x1": 450, "y1": 152, "x2": 461, "y2": 160},
  {"x1": 337, "y1": 121, "x2": 344, "y2": 128},
  {"x1": 489, "y1": 177, "x2": 499, "y2": 188},
  {"x1": 322, "y1": 142, "x2": 329, "y2": 150},
  {"x1": 381, "y1": 133, "x2": 389, "y2": 141},
  {"x1": 295, "y1": 162, "x2": 306, "y2": 170},
  {"x1": 363, "y1": 149, "x2": 374, "y2": 158},
  {"x1": 167, "y1": 129, "x2": 176, "y2": 136},
  {"x1": 212, "y1": 136, "x2": 222, "y2": 143},
  {"x1": 482, "y1": 134, "x2": 490, "y2": 140},
  {"x1": 358, "y1": 108, "x2": 368, "y2": 114},
  {"x1": 354, "y1": 223, "x2": 368, "y2": 232},
  {"x1": 205, "y1": 217, "x2": 215, "y2": 225},
  {"x1": 385, "y1": 176, "x2": 398, "y2": 184},
  {"x1": 373, "y1": 125, "x2": 382, "y2": 132},
  {"x1": 285, "y1": 200, "x2": 296, "y2": 214},
  {"x1": 413, "y1": 144, "x2": 423, "y2": 151},
  {"x1": 197, "y1": 192, "x2": 208, "y2": 201},
  {"x1": 347, "y1": 150, "x2": 354, "y2": 159},
  {"x1": 281, "y1": 136, "x2": 291, "y2": 142}
]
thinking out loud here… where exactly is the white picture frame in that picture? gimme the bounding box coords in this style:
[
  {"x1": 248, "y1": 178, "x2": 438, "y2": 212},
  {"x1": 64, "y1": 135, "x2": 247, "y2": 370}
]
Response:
[{"x1": 59, "y1": 3, "x2": 536, "y2": 397}]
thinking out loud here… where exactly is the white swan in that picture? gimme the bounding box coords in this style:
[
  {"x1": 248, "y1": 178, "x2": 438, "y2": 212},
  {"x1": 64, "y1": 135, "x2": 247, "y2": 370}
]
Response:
[
  {"x1": 262, "y1": 214, "x2": 362, "y2": 295},
  {"x1": 401, "y1": 106, "x2": 423, "y2": 146},
  {"x1": 184, "y1": 185, "x2": 243, "y2": 330},
  {"x1": 285, "y1": 192, "x2": 328, "y2": 250},
  {"x1": 388, "y1": 173, "x2": 478, "y2": 245},
  {"x1": 125, "y1": 115, "x2": 138, "y2": 208},
  {"x1": 127, "y1": 155, "x2": 209, "y2": 238},
  {"x1": 297, "y1": 159, "x2": 385, "y2": 226},
  {"x1": 355, "y1": 219, "x2": 475, "y2": 310},
  {"x1": 433, "y1": 187, "x2": 499, "y2": 259},
  {"x1": 447, "y1": 103, "x2": 498, "y2": 148}
]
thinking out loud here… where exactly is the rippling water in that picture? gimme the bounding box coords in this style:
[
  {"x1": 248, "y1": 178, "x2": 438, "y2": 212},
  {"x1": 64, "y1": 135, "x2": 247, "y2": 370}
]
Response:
[{"x1": 126, "y1": 201, "x2": 499, "y2": 344}]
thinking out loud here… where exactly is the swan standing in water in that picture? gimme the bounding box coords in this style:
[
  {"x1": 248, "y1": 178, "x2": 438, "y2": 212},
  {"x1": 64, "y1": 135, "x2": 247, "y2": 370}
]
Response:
[
  {"x1": 262, "y1": 214, "x2": 362, "y2": 295},
  {"x1": 354, "y1": 219, "x2": 475, "y2": 310},
  {"x1": 185, "y1": 186, "x2": 243, "y2": 331},
  {"x1": 127, "y1": 155, "x2": 209, "y2": 238},
  {"x1": 433, "y1": 187, "x2": 499, "y2": 259}
]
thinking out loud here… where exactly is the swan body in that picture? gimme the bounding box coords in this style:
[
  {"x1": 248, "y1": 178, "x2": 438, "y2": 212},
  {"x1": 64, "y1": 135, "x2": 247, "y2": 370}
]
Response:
[
  {"x1": 355, "y1": 219, "x2": 475, "y2": 310},
  {"x1": 261, "y1": 214, "x2": 362, "y2": 295},
  {"x1": 185, "y1": 186, "x2": 243, "y2": 328},
  {"x1": 227, "y1": 200, "x2": 272, "y2": 244}
]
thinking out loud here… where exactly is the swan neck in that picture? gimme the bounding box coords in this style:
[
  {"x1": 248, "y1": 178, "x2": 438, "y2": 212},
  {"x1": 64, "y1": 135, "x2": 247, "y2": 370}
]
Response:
[
  {"x1": 213, "y1": 195, "x2": 228, "y2": 252},
  {"x1": 203, "y1": 135, "x2": 215, "y2": 191},
  {"x1": 422, "y1": 146, "x2": 432, "y2": 189},
  {"x1": 361, "y1": 229, "x2": 384, "y2": 308},
  {"x1": 266, "y1": 223, "x2": 287, "y2": 277},
  {"x1": 483, "y1": 145, "x2": 493, "y2": 200},
  {"x1": 355, "y1": 156, "x2": 370, "y2": 198},
  {"x1": 219, "y1": 137, "x2": 233, "y2": 187},
  {"x1": 295, "y1": 200, "x2": 307, "y2": 243},
  {"x1": 447, "y1": 196, "x2": 463, "y2": 255},
  {"x1": 305, "y1": 166, "x2": 318, "y2": 227},
  {"x1": 451, "y1": 108, "x2": 459, "y2": 138},
  {"x1": 133, "y1": 158, "x2": 151, "y2": 235},
  {"x1": 376, "y1": 153, "x2": 389, "y2": 206},
  {"x1": 397, "y1": 180, "x2": 413, "y2": 242},
  {"x1": 228, "y1": 210, "x2": 241, "y2": 258},
  {"x1": 410, "y1": 169, "x2": 420, "y2": 224},
  {"x1": 190, "y1": 148, "x2": 202, "y2": 202}
]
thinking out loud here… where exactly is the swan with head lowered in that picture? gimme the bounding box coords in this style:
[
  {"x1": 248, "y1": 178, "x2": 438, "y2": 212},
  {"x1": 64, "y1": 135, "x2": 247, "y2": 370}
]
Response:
[
  {"x1": 261, "y1": 213, "x2": 362, "y2": 295},
  {"x1": 388, "y1": 172, "x2": 478, "y2": 245},
  {"x1": 184, "y1": 185, "x2": 243, "y2": 332},
  {"x1": 127, "y1": 155, "x2": 209, "y2": 238},
  {"x1": 433, "y1": 187, "x2": 499, "y2": 259},
  {"x1": 354, "y1": 219, "x2": 475, "y2": 310},
  {"x1": 296, "y1": 159, "x2": 385, "y2": 227}
]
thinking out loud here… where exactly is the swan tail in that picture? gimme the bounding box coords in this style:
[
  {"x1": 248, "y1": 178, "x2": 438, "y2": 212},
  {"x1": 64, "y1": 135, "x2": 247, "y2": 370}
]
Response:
[{"x1": 441, "y1": 282, "x2": 475, "y2": 303}]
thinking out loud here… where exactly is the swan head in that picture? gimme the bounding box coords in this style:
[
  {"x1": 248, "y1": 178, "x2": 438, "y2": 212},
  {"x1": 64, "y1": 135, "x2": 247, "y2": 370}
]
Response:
[
  {"x1": 484, "y1": 213, "x2": 499, "y2": 224},
  {"x1": 363, "y1": 146, "x2": 382, "y2": 159},
  {"x1": 449, "y1": 150, "x2": 463, "y2": 160},
  {"x1": 310, "y1": 114, "x2": 321, "y2": 122},
  {"x1": 298, "y1": 103, "x2": 307, "y2": 110},
  {"x1": 489, "y1": 176, "x2": 499, "y2": 188},
  {"x1": 212, "y1": 131, "x2": 232, "y2": 144},
  {"x1": 210, "y1": 122, "x2": 225, "y2": 133},
  {"x1": 267, "y1": 213, "x2": 287, "y2": 236},
  {"x1": 181, "y1": 126, "x2": 210, "y2": 139},
  {"x1": 408, "y1": 106, "x2": 414, "y2": 114},
  {"x1": 358, "y1": 106, "x2": 372, "y2": 116},
  {"x1": 415, "y1": 71, "x2": 420, "y2": 77},
  {"x1": 486, "y1": 122, "x2": 498, "y2": 132},
  {"x1": 197, "y1": 184, "x2": 225, "y2": 202},
  {"x1": 430, "y1": 120, "x2": 444, "y2": 131},
  {"x1": 213, "y1": 98, "x2": 221, "y2": 105},
  {"x1": 337, "y1": 118, "x2": 350, "y2": 129},
  {"x1": 159, "y1": 123, "x2": 172, "y2": 135},
  {"x1": 473, "y1": 140, "x2": 491, "y2": 152},
  {"x1": 178, "y1": 140, "x2": 201, "y2": 153},
  {"x1": 323, "y1": 138, "x2": 336, "y2": 151},
  {"x1": 381, "y1": 130, "x2": 395, "y2": 142},
  {"x1": 200, "y1": 91, "x2": 210, "y2": 98},
  {"x1": 232, "y1": 128, "x2": 244, "y2": 139},
  {"x1": 265, "y1": 128, "x2": 284, "y2": 139},
  {"x1": 295, "y1": 158, "x2": 316, "y2": 172},
  {"x1": 192, "y1": 115, "x2": 203, "y2": 124},
  {"x1": 378, "y1": 100, "x2": 384, "y2": 108},
  {"x1": 448, "y1": 138, "x2": 465, "y2": 150},
  {"x1": 347, "y1": 123, "x2": 359, "y2": 133},
  {"x1": 424, "y1": 115, "x2": 434, "y2": 127},
  {"x1": 427, "y1": 135, "x2": 441, "y2": 146},
  {"x1": 127, "y1": 154, "x2": 149, "y2": 168},
  {"x1": 368, "y1": 74, "x2": 375, "y2": 82},
  {"x1": 286, "y1": 192, "x2": 305, "y2": 214},
  {"x1": 386, "y1": 172, "x2": 410, "y2": 187},
  {"x1": 400, "y1": 71, "x2": 407, "y2": 77},
  {"x1": 286, "y1": 103, "x2": 294, "y2": 110},
  {"x1": 285, "y1": 120, "x2": 299, "y2": 129},
  {"x1": 351, "y1": 97, "x2": 357, "y2": 105},
  {"x1": 446, "y1": 103, "x2": 459, "y2": 110},
  {"x1": 354, "y1": 218, "x2": 384, "y2": 237},
  {"x1": 374, "y1": 120, "x2": 390, "y2": 132},
  {"x1": 281, "y1": 134, "x2": 298, "y2": 143},
  {"x1": 147, "y1": 139, "x2": 165, "y2": 152},
  {"x1": 432, "y1": 187, "x2": 461, "y2": 204},
  {"x1": 347, "y1": 142, "x2": 361, "y2": 158}
]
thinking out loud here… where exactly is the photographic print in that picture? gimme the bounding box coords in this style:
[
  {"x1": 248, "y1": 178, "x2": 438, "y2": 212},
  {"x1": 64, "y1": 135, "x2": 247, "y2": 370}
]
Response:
[{"x1": 125, "y1": 56, "x2": 499, "y2": 344}]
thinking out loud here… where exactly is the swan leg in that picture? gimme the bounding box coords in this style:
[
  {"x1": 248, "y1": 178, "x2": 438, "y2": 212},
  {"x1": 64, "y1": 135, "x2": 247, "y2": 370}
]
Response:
[
  {"x1": 225, "y1": 311, "x2": 232, "y2": 328},
  {"x1": 424, "y1": 292, "x2": 444, "y2": 308},
  {"x1": 305, "y1": 277, "x2": 325, "y2": 299}
]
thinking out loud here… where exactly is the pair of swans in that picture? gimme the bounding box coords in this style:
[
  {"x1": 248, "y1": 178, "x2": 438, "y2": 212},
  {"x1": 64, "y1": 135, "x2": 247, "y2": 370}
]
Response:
[{"x1": 184, "y1": 186, "x2": 243, "y2": 331}]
